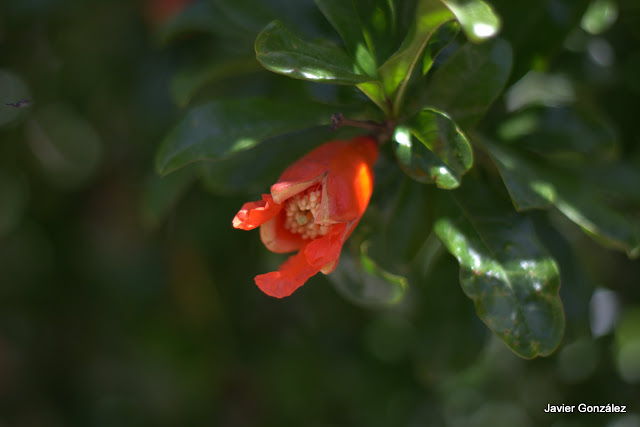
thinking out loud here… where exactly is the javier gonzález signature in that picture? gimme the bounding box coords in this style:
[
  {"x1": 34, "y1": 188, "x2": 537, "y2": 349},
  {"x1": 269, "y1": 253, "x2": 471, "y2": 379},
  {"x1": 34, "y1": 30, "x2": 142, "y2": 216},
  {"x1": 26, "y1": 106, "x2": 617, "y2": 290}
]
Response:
[{"x1": 544, "y1": 403, "x2": 627, "y2": 413}]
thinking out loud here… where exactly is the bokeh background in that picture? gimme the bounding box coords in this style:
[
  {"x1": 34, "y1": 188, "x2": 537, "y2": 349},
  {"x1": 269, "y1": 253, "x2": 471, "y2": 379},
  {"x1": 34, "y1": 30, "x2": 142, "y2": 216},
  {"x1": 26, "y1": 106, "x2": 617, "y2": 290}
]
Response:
[{"x1": 1, "y1": 0, "x2": 639, "y2": 426}]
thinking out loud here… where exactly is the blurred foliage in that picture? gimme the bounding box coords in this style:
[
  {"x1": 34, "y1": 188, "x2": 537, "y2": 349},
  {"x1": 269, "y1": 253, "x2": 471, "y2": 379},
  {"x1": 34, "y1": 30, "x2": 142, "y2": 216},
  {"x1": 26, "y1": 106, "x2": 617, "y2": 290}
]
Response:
[{"x1": 1, "y1": 0, "x2": 640, "y2": 426}]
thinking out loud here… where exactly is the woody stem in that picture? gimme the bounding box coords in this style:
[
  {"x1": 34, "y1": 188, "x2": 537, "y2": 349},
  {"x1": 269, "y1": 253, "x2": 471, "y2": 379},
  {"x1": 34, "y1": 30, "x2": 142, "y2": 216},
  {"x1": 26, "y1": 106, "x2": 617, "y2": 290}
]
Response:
[
  {"x1": 329, "y1": 113, "x2": 396, "y2": 144},
  {"x1": 329, "y1": 113, "x2": 382, "y2": 133}
]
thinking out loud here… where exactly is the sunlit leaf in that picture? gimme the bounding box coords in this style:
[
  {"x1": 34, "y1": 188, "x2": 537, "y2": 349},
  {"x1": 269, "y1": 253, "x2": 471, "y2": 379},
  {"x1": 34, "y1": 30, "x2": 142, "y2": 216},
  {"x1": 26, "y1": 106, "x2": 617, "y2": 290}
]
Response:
[
  {"x1": 417, "y1": 38, "x2": 512, "y2": 131},
  {"x1": 314, "y1": 0, "x2": 377, "y2": 76},
  {"x1": 356, "y1": 80, "x2": 389, "y2": 114},
  {"x1": 420, "y1": 20, "x2": 460, "y2": 74},
  {"x1": 314, "y1": 0, "x2": 398, "y2": 112},
  {"x1": 378, "y1": 0, "x2": 454, "y2": 111},
  {"x1": 441, "y1": 0, "x2": 501, "y2": 43},
  {"x1": 482, "y1": 138, "x2": 554, "y2": 211},
  {"x1": 155, "y1": 98, "x2": 339, "y2": 175},
  {"x1": 435, "y1": 181, "x2": 565, "y2": 358},
  {"x1": 483, "y1": 138, "x2": 640, "y2": 258},
  {"x1": 330, "y1": 241, "x2": 408, "y2": 307},
  {"x1": 255, "y1": 20, "x2": 373, "y2": 85},
  {"x1": 394, "y1": 108, "x2": 472, "y2": 189}
]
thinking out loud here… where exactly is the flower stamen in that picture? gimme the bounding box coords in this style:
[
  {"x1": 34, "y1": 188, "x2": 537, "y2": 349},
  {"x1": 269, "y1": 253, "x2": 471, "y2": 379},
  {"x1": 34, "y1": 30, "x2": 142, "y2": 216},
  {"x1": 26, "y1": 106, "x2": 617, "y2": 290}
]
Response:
[{"x1": 283, "y1": 185, "x2": 329, "y2": 239}]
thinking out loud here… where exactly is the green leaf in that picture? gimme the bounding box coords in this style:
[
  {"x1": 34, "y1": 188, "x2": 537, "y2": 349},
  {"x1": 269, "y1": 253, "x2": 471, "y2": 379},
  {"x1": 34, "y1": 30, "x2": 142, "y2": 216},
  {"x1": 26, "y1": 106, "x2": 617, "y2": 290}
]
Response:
[
  {"x1": 385, "y1": 178, "x2": 435, "y2": 266},
  {"x1": 314, "y1": 0, "x2": 399, "y2": 112},
  {"x1": 497, "y1": 106, "x2": 618, "y2": 164},
  {"x1": 393, "y1": 108, "x2": 473, "y2": 189},
  {"x1": 418, "y1": 37, "x2": 512, "y2": 131},
  {"x1": 435, "y1": 181, "x2": 565, "y2": 358},
  {"x1": 255, "y1": 20, "x2": 373, "y2": 85},
  {"x1": 170, "y1": 57, "x2": 262, "y2": 107},
  {"x1": 155, "y1": 98, "x2": 339, "y2": 175},
  {"x1": 483, "y1": 138, "x2": 640, "y2": 258},
  {"x1": 356, "y1": 80, "x2": 389, "y2": 114},
  {"x1": 550, "y1": 177, "x2": 640, "y2": 259},
  {"x1": 482, "y1": 138, "x2": 554, "y2": 211},
  {"x1": 330, "y1": 241, "x2": 408, "y2": 307},
  {"x1": 420, "y1": 20, "x2": 460, "y2": 75},
  {"x1": 197, "y1": 127, "x2": 338, "y2": 195},
  {"x1": 314, "y1": 0, "x2": 377, "y2": 76},
  {"x1": 440, "y1": 0, "x2": 501, "y2": 43},
  {"x1": 0, "y1": 69, "x2": 31, "y2": 128},
  {"x1": 378, "y1": 0, "x2": 455, "y2": 111}
]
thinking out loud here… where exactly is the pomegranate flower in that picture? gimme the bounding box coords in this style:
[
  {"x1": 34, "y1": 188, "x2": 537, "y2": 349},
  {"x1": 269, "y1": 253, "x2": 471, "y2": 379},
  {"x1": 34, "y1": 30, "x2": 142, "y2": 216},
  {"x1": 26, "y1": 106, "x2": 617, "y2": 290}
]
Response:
[{"x1": 232, "y1": 136, "x2": 378, "y2": 298}]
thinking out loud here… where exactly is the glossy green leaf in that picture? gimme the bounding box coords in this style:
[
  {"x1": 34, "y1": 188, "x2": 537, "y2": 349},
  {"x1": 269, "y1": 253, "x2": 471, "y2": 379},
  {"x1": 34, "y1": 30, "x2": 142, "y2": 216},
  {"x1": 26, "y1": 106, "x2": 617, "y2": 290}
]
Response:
[
  {"x1": 440, "y1": 0, "x2": 501, "y2": 43},
  {"x1": 550, "y1": 177, "x2": 640, "y2": 259},
  {"x1": 420, "y1": 20, "x2": 460, "y2": 75},
  {"x1": 255, "y1": 20, "x2": 373, "y2": 85},
  {"x1": 435, "y1": 181, "x2": 565, "y2": 358},
  {"x1": 155, "y1": 98, "x2": 339, "y2": 175},
  {"x1": 356, "y1": 80, "x2": 389, "y2": 114},
  {"x1": 313, "y1": 0, "x2": 397, "y2": 112},
  {"x1": 418, "y1": 37, "x2": 512, "y2": 131},
  {"x1": 394, "y1": 108, "x2": 472, "y2": 189},
  {"x1": 330, "y1": 241, "x2": 408, "y2": 307},
  {"x1": 378, "y1": 0, "x2": 454, "y2": 111},
  {"x1": 482, "y1": 138, "x2": 553, "y2": 211},
  {"x1": 314, "y1": 0, "x2": 377, "y2": 76},
  {"x1": 483, "y1": 139, "x2": 640, "y2": 258},
  {"x1": 0, "y1": 69, "x2": 31, "y2": 128}
]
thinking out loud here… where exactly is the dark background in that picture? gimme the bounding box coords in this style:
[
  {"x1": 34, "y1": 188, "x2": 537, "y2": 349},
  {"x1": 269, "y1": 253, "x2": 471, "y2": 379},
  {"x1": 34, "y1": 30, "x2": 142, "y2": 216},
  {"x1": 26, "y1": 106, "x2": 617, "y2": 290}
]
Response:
[{"x1": 1, "y1": 0, "x2": 639, "y2": 426}]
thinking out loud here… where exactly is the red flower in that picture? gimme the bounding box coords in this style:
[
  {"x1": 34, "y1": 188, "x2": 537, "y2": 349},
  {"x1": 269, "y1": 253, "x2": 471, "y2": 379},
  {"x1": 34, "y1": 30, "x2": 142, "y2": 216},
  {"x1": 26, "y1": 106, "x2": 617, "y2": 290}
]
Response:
[{"x1": 232, "y1": 136, "x2": 378, "y2": 298}]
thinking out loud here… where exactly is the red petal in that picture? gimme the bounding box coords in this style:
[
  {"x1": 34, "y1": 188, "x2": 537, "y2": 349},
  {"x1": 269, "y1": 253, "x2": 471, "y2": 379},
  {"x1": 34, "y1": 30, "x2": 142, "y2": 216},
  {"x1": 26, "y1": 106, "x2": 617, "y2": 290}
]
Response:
[
  {"x1": 317, "y1": 137, "x2": 378, "y2": 223},
  {"x1": 255, "y1": 246, "x2": 320, "y2": 298},
  {"x1": 320, "y1": 256, "x2": 340, "y2": 274},
  {"x1": 304, "y1": 223, "x2": 347, "y2": 267},
  {"x1": 260, "y1": 212, "x2": 305, "y2": 253},
  {"x1": 232, "y1": 194, "x2": 281, "y2": 230},
  {"x1": 271, "y1": 140, "x2": 349, "y2": 204}
]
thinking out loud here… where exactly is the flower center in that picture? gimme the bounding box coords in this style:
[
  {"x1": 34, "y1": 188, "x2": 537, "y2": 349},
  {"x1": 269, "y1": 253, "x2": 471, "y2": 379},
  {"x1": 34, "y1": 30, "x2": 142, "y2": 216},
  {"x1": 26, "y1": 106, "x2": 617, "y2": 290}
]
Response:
[{"x1": 283, "y1": 185, "x2": 329, "y2": 239}]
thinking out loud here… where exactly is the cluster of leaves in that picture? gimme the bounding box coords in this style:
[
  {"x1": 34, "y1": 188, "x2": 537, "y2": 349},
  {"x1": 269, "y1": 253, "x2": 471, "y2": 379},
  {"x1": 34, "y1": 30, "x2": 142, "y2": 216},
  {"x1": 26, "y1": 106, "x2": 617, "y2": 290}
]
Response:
[{"x1": 154, "y1": 0, "x2": 640, "y2": 358}]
